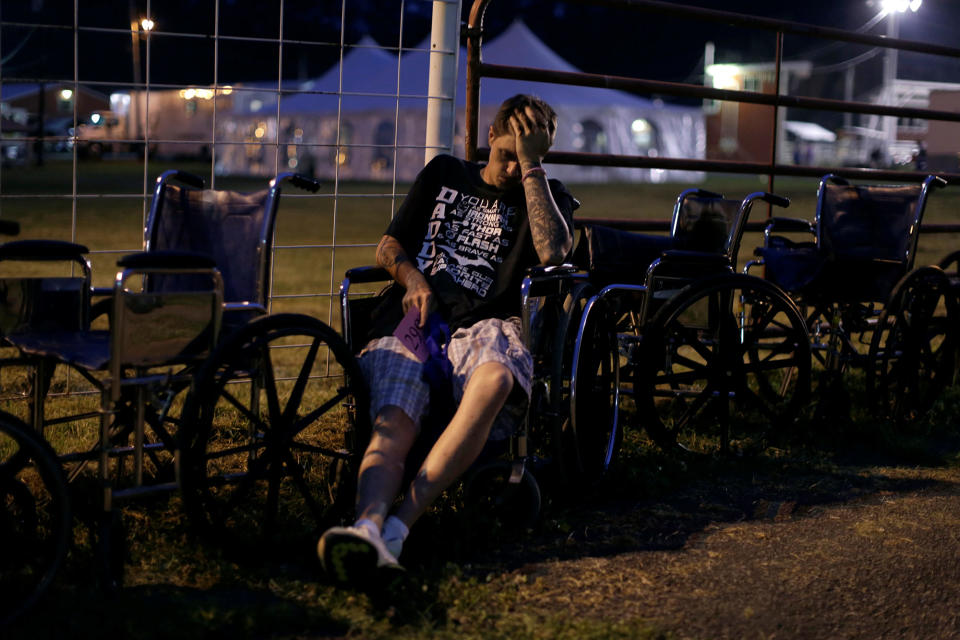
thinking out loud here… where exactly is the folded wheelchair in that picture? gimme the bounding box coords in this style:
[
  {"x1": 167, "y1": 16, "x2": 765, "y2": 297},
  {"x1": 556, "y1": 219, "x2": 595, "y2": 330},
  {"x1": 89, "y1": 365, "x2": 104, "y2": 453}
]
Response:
[
  {"x1": 520, "y1": 188, "x2": 811, "y2": 467},
  {"x1": 0, "y1": 170, "x2": 367, "y2": 617},
  {"x1": 745, "y1": 173, "x2": 957, "y2": 423}
]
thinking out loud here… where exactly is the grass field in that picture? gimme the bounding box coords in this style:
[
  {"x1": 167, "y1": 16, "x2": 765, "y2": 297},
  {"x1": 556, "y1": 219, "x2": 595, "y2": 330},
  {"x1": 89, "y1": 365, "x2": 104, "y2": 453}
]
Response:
[
  {"x1": 4, "y1": 159, "x2": 960, "y2": 319},
  {"x1": 3, "y1": 159, "x2": 960, "y2": 638}
]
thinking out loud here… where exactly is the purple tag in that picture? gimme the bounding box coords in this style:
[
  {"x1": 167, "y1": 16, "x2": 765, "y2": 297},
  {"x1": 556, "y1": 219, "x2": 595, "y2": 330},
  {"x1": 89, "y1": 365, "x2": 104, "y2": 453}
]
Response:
[{"x1": 393, "y1": 306, "x2": 428, "y2": 362}]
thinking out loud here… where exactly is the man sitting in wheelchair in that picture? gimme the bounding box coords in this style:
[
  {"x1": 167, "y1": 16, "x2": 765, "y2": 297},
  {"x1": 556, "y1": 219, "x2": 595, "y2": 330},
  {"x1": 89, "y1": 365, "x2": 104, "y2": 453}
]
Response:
[{"x1": 318, "y1": 94, "x2": 577, "y2": 583}]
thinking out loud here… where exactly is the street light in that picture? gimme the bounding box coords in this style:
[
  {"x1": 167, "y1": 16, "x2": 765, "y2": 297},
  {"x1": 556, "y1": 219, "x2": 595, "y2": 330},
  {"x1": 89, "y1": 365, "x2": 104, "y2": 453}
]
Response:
[
  {"x1": 880, "y1": 0, "x2": 921, "y2": 15},
  {"x1": 878, "y1": 0, "x2": 920, "y2": 164},
  {"x1": 130, "y1": 17, "x2": 154, "y2": 146}
]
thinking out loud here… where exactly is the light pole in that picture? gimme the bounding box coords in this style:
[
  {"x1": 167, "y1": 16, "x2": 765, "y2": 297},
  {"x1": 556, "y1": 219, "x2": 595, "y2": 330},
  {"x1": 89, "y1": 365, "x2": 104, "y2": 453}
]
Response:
[
  {"x1": 130, "y1": 17, "x2": 154, "y2": 145},
  {"x1": 879, "y1": 0, "x2": 921, "y2": 163}
]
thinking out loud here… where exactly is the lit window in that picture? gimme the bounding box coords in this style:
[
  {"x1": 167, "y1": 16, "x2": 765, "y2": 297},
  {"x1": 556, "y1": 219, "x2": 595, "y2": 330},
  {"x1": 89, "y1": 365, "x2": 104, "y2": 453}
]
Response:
[
  {"x1": 333, "y1": 122, "x2": 353, "y2": 167},
  {"x1": 631, "y1": 118, "x2": 657, "y2": 151},
  {"x1": 372, "y1": 121, "x2": 395, "y2": 171},
  {"x1": 573, "y1": 119, "x2": 608, "y2": 154}
]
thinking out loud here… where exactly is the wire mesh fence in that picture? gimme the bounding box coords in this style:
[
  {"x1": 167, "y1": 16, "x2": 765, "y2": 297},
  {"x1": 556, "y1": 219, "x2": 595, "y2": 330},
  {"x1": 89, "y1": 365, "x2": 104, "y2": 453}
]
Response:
[{"x1": 0, "y1": 0, "x2": 460, "y2": 330}]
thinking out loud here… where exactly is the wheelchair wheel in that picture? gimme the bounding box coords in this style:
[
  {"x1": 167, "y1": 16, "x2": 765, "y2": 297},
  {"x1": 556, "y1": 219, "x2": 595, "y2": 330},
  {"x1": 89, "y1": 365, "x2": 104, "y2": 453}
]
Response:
[
  {"x1": 637, "y1": 274, "x2": 810, "y2": 454},
  {"x1": 569, "y1": 293, "x2": 623, "y2": 482},
  {"x1": 461, "y1": 460, "x2": 541, "y2": 534},
  {"x1": 867, "y1": 266, "x2": 959, "y2": 424},
  {"x1": 179, "y1": 313, "x2": 370, "y2": 550},
  {"x1": 0, "y1": 412, "x2": 72, "y2": 627}
]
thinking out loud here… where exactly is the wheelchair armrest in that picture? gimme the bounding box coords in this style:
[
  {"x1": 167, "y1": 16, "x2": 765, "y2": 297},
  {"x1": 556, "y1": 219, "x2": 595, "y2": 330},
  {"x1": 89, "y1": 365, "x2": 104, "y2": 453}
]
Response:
[
  {"x1": 522, "y1": 264, "x2": 585, "y2": 299},
  {"x1": 765, "y1": 217, "x2": 815, "y2": 235},
  {"x1": 525, "y1": 263, "x2": 580, "y2": 279},
  {"x1": 117, "y1": 250, "x2": 217, "y2": 269},
  {"x1": 343, "y1": 265, "x2": 390, "y2": 284},
  {"x1": 274, "y1": 172, "x2": 322, "y2": 193},
  {"x1": 0, "y1": 239, "x2": 89, "y2": 261}
]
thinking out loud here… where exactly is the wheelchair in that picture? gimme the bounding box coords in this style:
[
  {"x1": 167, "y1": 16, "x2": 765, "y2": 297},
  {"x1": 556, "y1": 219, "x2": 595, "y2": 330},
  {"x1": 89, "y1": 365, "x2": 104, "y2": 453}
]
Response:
[
  {"x1": 493, "y1": 188, "x2": 810, "y2": 483},
  {"x1": 522, "y1": 188, "x2": 810, "y2": 464},
  {"x1": 745, "y1": 173, "x2": 957, "y2": 424},
  {"x1": 0, "y1": 170, "x2": 367, "y2": 603}
]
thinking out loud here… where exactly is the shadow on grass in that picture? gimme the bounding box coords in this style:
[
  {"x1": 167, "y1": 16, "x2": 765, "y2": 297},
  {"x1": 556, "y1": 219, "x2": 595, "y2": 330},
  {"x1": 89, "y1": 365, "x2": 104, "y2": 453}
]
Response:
[
  {"x1": 397, "y1": 385, "x2": 960, "y2": 582},
  {"x1": 6, "y1": 386, "x2": 960, "y2": 639}
]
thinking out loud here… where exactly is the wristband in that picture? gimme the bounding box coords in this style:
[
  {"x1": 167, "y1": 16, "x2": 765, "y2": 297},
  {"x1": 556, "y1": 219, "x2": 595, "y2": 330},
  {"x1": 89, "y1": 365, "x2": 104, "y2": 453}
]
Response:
[{"x1": 522, "y1": 166, "x2": 546, "y2": 182}]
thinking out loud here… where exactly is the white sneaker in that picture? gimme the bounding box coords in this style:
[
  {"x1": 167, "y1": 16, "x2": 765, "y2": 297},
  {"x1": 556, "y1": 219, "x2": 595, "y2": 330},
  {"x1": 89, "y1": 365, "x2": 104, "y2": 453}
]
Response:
[{"x1": 317, "y1": 525, "x2": 402, "y2": 584}]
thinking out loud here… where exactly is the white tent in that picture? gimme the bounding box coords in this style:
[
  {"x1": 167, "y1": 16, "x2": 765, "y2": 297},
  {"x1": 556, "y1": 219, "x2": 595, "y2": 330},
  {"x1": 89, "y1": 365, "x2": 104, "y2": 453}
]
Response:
[{"x1": 215, "y1": 21, "x2": 705, "y2": 183}]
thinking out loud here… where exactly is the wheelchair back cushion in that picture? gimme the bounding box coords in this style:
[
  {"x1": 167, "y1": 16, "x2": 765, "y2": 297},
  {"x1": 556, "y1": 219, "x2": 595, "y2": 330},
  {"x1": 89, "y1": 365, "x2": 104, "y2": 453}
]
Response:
[
  {"x1": 573, "y1": 223, "x2": 673, "y2": 282},
  {"x1": 819, "y1": 183, "x2": 922, "y2": 263},
  {"x1": 151, "y1": 185, "x2": 272, "y2": 304},
  {"x1": 672, "y1": 197, "x2": 741, "y2": 256},
  {"x1": 754, "y1": 237, "x2": 821, "y2": 293}
]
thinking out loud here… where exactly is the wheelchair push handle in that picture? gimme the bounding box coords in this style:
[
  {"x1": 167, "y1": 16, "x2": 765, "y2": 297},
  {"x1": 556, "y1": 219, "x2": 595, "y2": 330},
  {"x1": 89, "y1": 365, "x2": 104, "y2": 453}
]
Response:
[
  {"x1": 274, "y1": 172, "x2": 322, "y2": 193},
  {"x1": 765, "y1": 217, "x2": 813, "y2": 234},
  {"x1": 744, "y1": 191, "x2": 790, "y2": 209}
]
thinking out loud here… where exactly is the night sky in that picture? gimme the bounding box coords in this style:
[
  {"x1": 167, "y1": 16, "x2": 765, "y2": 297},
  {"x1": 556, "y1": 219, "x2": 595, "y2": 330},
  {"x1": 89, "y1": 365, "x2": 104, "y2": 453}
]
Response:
[{"x1": 2, "y1": 0, "x2": 958, "y2": 91}]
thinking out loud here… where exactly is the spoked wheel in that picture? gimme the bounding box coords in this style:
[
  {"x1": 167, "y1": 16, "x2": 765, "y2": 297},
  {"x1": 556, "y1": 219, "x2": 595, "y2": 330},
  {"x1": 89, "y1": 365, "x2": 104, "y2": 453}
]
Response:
[
  {"x1": 637, "y1": 274, "x2": 810, "y2": 455},
  {"x1": 569, "y1": 293, "x2": 623, "y2": 482},
  {"x1": 0, "y1": 412, "x2": 71, "y2": 627},
  {"x1": 180, "y1": 313, "x2": 370, "y2": 551},
  {"x1": 867, "y1": 266, "x2": 959, "y2": 424}
]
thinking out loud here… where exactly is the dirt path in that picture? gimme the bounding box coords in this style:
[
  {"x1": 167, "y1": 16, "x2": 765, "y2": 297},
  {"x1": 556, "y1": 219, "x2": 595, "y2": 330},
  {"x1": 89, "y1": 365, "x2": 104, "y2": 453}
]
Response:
[{"x1": 468, "y1": 464, "x2": 960, "y2": 639}]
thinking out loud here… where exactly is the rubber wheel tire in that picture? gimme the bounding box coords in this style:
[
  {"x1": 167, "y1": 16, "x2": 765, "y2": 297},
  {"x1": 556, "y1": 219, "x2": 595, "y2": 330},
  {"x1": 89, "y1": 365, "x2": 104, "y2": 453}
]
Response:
[
  {"x1": 569, "y1": 294, "x2": 623, "y2": 483},
  {"x1": 0, "y1": 412, "x2": 72, "y2": 626},
  {"x1": 867, "y1": 266, "x2": 959, "y2": 424}
]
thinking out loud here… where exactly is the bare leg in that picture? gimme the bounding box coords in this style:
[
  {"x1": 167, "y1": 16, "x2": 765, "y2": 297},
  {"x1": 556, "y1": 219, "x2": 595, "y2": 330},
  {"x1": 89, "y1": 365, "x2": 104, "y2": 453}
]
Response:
[
  {"x1": 355, "y1": 405, "x2": 418, "y2": 530},
  {"x1": 393, "y1": 361, "x2": 514, "y2": 528}
]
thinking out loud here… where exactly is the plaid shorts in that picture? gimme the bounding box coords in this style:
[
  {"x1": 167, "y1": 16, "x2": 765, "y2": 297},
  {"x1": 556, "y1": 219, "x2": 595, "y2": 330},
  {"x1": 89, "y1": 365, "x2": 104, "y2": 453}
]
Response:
[{"x1": 357, "y1": 316, "x2": 532, "y2": 441}]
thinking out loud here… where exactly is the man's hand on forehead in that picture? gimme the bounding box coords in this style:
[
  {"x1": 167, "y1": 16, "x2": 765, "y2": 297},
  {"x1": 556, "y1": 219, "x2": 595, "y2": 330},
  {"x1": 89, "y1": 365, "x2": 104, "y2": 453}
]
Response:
[
  {"x1": 507, "y1": 103, "x2": 553, "y2": 167},
  {"x1": 514, "y1": 106, "x2": 546, "y2": 131}
]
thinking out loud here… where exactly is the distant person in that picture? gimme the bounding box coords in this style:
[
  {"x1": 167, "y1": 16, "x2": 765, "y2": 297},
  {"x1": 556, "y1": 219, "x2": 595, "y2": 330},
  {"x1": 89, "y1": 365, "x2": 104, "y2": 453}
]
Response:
[
  {"x1": 869, "y1": 147, "x2": 883, "y2": 169},
  {"x1": 914, "y1": 142, "x2": 928, "y2": 171},
  {"x1": 317, "y1": 94, "x2": 577, "y2": 584}
]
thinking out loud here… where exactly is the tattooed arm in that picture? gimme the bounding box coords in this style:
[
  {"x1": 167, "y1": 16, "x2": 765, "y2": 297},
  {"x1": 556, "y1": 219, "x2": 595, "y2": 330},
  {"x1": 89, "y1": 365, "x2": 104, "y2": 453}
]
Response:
[
  {"x1": 511, "y1": 107, "x2": 573, "y2": 264},
  {"x1": 376, "y1": 234, "x2": 433, "y2": 328}
]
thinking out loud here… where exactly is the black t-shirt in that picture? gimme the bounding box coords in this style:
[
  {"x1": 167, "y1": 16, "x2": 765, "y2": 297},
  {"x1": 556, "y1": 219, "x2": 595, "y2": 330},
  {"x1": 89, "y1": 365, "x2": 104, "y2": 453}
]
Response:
[{"x1": 366, "y1": 154, "x2": 576, "y2": 340}]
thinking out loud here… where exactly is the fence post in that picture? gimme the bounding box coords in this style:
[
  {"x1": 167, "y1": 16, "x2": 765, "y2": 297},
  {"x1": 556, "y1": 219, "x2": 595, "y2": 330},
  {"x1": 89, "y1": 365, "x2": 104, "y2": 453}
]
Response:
[{"x1": 425, "y1": 0, "x2": 462, "y2": 166}]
